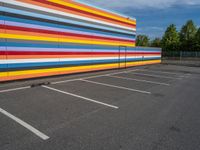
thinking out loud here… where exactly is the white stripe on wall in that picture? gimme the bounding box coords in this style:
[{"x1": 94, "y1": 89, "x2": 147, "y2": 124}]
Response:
[{"x1": 0, "y1": 56, "x2": 161, "y2": 64}]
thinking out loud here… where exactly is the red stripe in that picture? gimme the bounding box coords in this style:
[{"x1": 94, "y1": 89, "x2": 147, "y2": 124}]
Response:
[
  {"x1": 1, "y1": 51, "x2": 161, "y2": 55},
  {"x1": 34, "y1": 0, "x2": 136, "y2": 28},
  {"x1": 2, "y1": 24, "x2": 135, "y2": 43}
]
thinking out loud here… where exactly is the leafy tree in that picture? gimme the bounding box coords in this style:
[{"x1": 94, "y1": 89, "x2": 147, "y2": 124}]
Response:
[
  {"x1": 161, "y1": 24, "x2": 180, "y2": 51},
  {"x1": 180, "y1": 20, "x2": 197, "y2": 51},
  {"x1": 136, "y1": 35, "x2": 150, "y2": 47},
  {"x1": 194, "y1": 28, "x2": 200, "y2": 51},
  {"x1": 151, "y1": 38, "x2": 161, "y2": 47}
]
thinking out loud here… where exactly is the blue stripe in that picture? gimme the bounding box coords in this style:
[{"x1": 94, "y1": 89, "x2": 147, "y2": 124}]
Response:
[
  {"x1": 133, "y1": 47, "x2": 161, "y2": 52},
  {"x1": 1, "y1": 42, "x2": 160, "y2": 52},
  {"x1": 1, "y1": 42, "x2": 118, "y2": 50},
  {"x1": 128, "y1": 48, "x2": 161, "y2": 52},
  {"x1": 1, "y1": 41, "x2": 160, "y2": 52}
]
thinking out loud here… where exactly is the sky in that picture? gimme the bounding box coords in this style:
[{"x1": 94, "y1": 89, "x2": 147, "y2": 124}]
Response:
[{"x1": 76, "y1": 0, "x2": 200, "y2": 39}]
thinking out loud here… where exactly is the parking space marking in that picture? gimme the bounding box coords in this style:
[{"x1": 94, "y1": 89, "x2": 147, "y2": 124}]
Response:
[
  {"x1": 127, "y1": 72, "x2": 182, "y2": 80},
  {"x1": 0, "y1": 107, "x2": 49, "y2": 140},
  {"x1": 0, "y1": 86, "x2": 31, "y2": 93},
  {"x1": 0, "y1": 69, "x2": 141, "y2": 93},
  {"x1": 80, "y1": 79, "x2": 151, "y2": 94},
  {"x1": 52, "y1": 69, "x2": 140, "y2": 85},
  {"x1": 179, "y1": 74, "x2": 192, "y2": 78},
  {"x1": 108, "y1": 75, "x2": 170, "y2": 86},
  {"x1": 42, "y1": 85, "x2": 119, "y2": 109},
  {"x1": 140, "y1": 69, "x2": 184, "y2": 75},
  {"x1": 141, "y1": 69, "x2": 192, "y2": 77},
  {"x1": 51, "y1": 78, "x2": 80, "y2": 85}
]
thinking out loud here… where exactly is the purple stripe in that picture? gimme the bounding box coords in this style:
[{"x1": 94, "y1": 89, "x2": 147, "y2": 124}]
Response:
[
  {"x1": 0, "y1": 47, "x2": 6, "y2": 50},
  {"x1": 0, "y1": 20, "x2": 5, "y2": 24},
  {"x1": 4, "y1": 47, "x2": 115, "y2": 52}
]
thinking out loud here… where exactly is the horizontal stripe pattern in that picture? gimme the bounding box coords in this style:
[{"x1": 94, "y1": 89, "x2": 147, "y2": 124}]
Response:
[
  {"x1": 0, "y1": 60, "x2": 161, "y2": 82},
  {"x1": 1, "y1": 1, "x2": 135, "y2": 32},
  {"x1": 1, "y1": 24, "x2": 134, "y2": 43},
  {"x1": 0, "y1": 0, "x2": 161, "y2": 82}
]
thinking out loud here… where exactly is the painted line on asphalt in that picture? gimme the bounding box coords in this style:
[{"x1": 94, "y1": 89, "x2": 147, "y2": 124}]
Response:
[
  {"x1": 0, "y1": 86, "x2": 31, "y2": 93},
  {"x1": 141, "y1": 69, "x2": 181, "y2": 75},
  {"x1": 80, "y1": 79, "x2": 151, "y2": 94},
  {"x1": 108, "y1": 75, "x2": 170, "y2": 86},
  {"x1": 141, "y1": 69, "x2": 189, "y2": 76},
  {"x1": 180, "y1": 74, "x2": 192, "y2": 78},
  {"x1": 0, "y1": 69, "x2": 140, "y2": 93},
  {"x1": 0, "y1": 108, "x2": 49, "y2": 140},
  {"x1": 42, "y1": 85, "x2": 119, "y2": 109},
  {"x1": 51, "y1": 78, "x2": 79, "y2": 84},
  {"x1": 52, "y1": 69, "x2": 140, "y2": 84},
  {"x1": 127, "y1": 72, "x2": 182, "y2": 80}
]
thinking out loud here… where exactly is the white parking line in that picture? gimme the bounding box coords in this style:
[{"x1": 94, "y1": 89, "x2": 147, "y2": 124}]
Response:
[
  {"x1": 52, "y1": 69, "x2": 140, "y2": 85},
  {"x1": 127, "y1": 72, "x2": 182, "y2": 80},
  {"x1": 0, "y1": 86, "x2": 31, "y2": 93},
  {"x1": 0, "y1": 69, "x2": 141, "y2": 93},
  {"x1": 42, "y1": 85, "x2": 119, "y2": 109},
  {"x1": 80, "y1": 79, "x2": 151, "y2": 94},
  {"x1": 51, "y1": 78, "x2": 80, "y2": 84},
  {"x1": 142, "y1": 69, "x2": 192, "y2": 78},
  {"x1": 141, "y1": 69, "x2": 185, "y2": 75},
  {"x1": 108, "y1": 75, "x2": 170, "y2": 86},
  {"x1": 0, "y1": 108, "x2": 49, "y2": 140},
  {"x1": 179, "y1": 74, "x2": 191, "y2": 78}
]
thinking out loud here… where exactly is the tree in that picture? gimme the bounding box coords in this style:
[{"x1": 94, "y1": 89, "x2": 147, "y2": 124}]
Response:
[
  {"x1": 136, "y1": 35, "x2": 150, "y2": 47},
  {"x1": 180, "y1": 20, "x2": 197, "y2": 51},
  {"x1": 151, "y1": 38, "x2": 161, "y2": 47},
  {"x1": 194, "y1": 28, "x2": 200, "y2": 51},
  {"x1": 161, "y1": 24, "x2": 180, "y2": 51}
]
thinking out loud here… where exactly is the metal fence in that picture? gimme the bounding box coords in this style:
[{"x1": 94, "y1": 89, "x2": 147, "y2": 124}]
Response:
[{"x1": 162, "y1": 51, "x2": 200, "y2": 59}]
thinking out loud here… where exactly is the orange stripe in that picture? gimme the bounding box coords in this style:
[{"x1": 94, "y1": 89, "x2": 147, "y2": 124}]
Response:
[
  {"x1": 0, "y1": 56, "x2": 7, "y2": 59},
  {"x1": 0, "y1": 29, "x2": 6, "y2": 33}
]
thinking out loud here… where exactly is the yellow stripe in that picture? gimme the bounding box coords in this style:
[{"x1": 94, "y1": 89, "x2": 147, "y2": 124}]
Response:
[
  {"x1": 0, "y1": 33, "x2": 135, "y2": 47},
  {"x1": 0, "y1": 63, "x2": 118, "y2": 77},
  {"x1": 0, "y1": 72, "x2": 8, "y2": 77},
  {"x1": 127, "y1": 60, "x2": 161, "y2": 67},
  {"x1": 0, "y1": 60, "x2": 161, "y2": 77},
  {"x1": 47, "y1": 0, "x2": 136, "y2": 25}
]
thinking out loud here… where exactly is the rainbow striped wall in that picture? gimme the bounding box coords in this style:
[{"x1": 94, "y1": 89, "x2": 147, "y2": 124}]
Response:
[{"x1": 0, "y1": 0, "x2": 161, "y2": 82}]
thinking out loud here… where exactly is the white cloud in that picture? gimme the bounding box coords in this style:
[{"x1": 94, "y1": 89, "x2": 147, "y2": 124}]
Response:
[{"x1": 77, "y1": 0, "x2": 200, "y2": 9}]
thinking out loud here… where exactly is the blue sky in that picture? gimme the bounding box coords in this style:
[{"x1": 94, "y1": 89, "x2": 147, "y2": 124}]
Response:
[{"x1": 77, "y1": 0, "x2": 200, "y2": 39}]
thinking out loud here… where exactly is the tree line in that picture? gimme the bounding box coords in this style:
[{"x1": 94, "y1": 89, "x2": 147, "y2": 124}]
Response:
[{"x1": 136, "y1": 20, "x2": 200, "y2": 51}]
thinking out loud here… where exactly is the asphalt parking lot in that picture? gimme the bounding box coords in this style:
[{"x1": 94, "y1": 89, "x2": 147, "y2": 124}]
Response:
[{"x1": 0, "y1": 64, "x2": 200, "y2": 150}]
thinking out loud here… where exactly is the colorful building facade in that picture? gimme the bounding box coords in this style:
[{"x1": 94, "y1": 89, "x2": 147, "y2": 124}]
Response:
[{"x1": 0, "y1": 0, "x2": 161, "y2": 82}]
